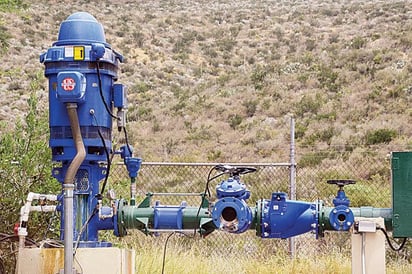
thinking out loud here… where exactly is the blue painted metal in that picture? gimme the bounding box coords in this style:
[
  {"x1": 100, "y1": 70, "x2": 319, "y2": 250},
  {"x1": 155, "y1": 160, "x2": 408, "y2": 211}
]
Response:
[
  {"x1": 259, "y1": 192, "x2": 318, "y2": 239},
  {"x1": 212, "y1": 196, "x2": 252, "y2": 233},
  {"x1": 56, "y1": 71, "x2": 86, "y2": 103},
  {"x1": 212, "y1": 174, "x2": 253, "y2": 233},
  {"x1": 153, "y1": 201, "x2": 187, "y2": 230},
  {"x1": 328, "y1": 182, "x2": 355, "y2": 231},
  {"x1": 113, "y1": 84, "x2": 127, "y2": 108},
  {"x1": 118, "y1": 145, "x2": 142, "y2": 179},
  {"x1": 40, "y1": 12, "x2": 129, "y2": 247},
  {"x1": 216, "y1": 177, "x2": 250, "y2": 200},
  {"x1": 54, "y1": 12, "x2": 109, "y2": 47},
  {"x1": 41, "y1": 11, "x2": 122, "y2": 163}
]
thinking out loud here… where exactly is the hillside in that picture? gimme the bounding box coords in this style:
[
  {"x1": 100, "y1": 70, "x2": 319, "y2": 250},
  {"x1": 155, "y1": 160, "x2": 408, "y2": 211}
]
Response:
[{"x1": 0, "y1": 0, "x2": 411, "y2": 163}]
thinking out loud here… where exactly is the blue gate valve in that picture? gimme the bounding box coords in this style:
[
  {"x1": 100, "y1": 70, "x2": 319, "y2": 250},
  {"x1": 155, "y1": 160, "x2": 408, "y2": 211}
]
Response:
[
  {"x1": 211, "y1": 166, "x2": 255, "y2": 233},
  {"x1": 327, "y1": 179, "x2": 355, "y2": 231}
]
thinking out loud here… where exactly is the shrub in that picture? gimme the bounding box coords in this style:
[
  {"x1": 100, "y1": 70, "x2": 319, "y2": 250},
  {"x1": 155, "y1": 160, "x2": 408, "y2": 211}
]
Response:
[
  {"x1": 243, "y1": 99, "x2": 258, "y2": 117},
  {"x1": 0, "y1": 0, "x2": 27, "y2": 11},
  {"x1": 250, "y1": 66, "x2": 267, "y2": 90},
  {"x1": 298, "y1": 151, "x2": 329, "y2": 167},
  {"x1": 0, "y1": 23, "x2": 11, "y2": 54},
  {"x1": 0, "y1": 92, "x2": 59, "y2": 271},
  {"x1": 295, "y1": 93, "x2": 323, "y2": 117},
  {"x1": 228, "y1": 114, "x2": 243, "y2": 129},
  {"x1": 316, "y1": 65, "x2": 340, "y2": 93},
  {"x1": 350, "y1": 36, "x2": 367, "y2": 49},
  {"x1": 364, "y1": 129, "x2": 397, "y2": 145}
]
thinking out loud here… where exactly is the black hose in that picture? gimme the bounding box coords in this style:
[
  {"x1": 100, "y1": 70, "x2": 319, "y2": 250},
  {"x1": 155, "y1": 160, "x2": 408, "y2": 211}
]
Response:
[
  {"x1": 161, "y1": 232, "x2": 175, "y2": 274},
  {"x1": 378, "y1": 227, "x2": 407, "y2": 251}
]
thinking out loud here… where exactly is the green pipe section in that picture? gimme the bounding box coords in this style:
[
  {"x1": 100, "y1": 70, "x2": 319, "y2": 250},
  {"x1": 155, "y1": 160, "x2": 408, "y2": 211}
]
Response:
[
  {"x1": 319, "y1": 206, "x2": 393, "y2": 236},
  {"x1": 117, "y1": 199, "x2": 215, "y2": 237}
]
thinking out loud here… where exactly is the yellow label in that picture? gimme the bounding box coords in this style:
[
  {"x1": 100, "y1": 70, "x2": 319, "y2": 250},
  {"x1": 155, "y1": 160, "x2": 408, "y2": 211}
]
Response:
[{"x1": 73, "y1": 46, "x2": 85, "y2": 60}]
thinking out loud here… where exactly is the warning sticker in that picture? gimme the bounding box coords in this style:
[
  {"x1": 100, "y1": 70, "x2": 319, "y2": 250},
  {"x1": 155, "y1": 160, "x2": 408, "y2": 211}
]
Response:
[
  {"x1": 74, "y1": 46, "x2": 85, "y2": 60},
  {"x1": 64, "y1": 46, "x2": 74, "y2": 58},
  {"x1": 61, "y1": 77, "x2": 76, "y2": 91}
]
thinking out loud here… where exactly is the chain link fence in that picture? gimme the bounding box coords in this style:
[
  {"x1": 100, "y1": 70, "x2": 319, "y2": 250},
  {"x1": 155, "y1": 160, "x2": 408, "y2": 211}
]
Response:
[{"x1": 108, "y1": 148, "x2": 395, "y2": 260}]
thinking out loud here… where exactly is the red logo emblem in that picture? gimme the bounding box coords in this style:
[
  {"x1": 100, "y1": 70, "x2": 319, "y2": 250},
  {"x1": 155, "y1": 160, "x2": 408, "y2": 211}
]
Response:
[{"x1": 61, "y1": 77, "x2": 76, "y2": 91}]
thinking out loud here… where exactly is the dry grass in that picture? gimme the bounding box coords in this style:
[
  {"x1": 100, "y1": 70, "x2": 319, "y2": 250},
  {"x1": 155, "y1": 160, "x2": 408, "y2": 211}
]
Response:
[{"x1": 118, "y1": 235, "x2": 411, "y2": 274}]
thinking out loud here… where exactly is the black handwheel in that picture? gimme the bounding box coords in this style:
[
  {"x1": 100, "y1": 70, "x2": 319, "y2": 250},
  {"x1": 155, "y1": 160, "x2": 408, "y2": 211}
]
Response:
[
  {"x1": 327, "y1": 179, "x2": 356, "y2": 187},
  {"x1": 214, "y1": 165, "x2": 257, "y2": 176},
  {"x1": 236, "y1": 167, "x2": 257, "y2": 175}
]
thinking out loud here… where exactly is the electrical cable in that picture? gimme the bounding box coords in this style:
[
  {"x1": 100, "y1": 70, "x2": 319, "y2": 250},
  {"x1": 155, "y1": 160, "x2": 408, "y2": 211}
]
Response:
[
  {"x1": 123, "y1": 126, "x2": 132, "y2": 156},
  {"x1": 40, "y1": 239, "x2": 64, "y2": 248},
  {"x1": 73, "y1": 207, "x2": 98, "y2": 256},
  {"x1": 377, "y1": 227, "x2": 407, "y2": 252},
  {"x1": 0, "y1": 256, "x2": 4, "y2": 274},
  {"x1": 95, "y1": 62, "x2": 134, "y2": 193},
  {"x1": 161, "y1": 232, "x2": 175, "y2": 274},
  {"x1": 92, "y1": 114, "x2": 112, "y2": 196},
  {"x1": 95, "y1": 60, "x2": 119, "y2": 120},
  {"x1": 74, "y1": 254, "x2": 84, "y2": 274},
  {"x1": 193, "y1": 165, "x2": 226, "y2": 237}
]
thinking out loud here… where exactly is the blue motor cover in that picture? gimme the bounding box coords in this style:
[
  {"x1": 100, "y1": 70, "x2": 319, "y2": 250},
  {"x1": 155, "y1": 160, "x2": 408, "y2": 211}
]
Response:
[{"x1": 56, "y1": 71, "x2": 86, "y2": 103}]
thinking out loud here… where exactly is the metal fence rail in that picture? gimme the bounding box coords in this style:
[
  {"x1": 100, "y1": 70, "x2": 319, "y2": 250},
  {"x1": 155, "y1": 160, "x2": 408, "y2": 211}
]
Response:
[{"x1": 109, "y1": 151, "x2": 391, "y2": 258}]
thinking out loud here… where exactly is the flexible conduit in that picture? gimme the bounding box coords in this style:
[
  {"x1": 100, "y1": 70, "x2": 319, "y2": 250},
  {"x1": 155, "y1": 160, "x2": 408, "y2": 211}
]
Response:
[{"x1": 64, "y1": 103, "x2": 86, "y2": 274}]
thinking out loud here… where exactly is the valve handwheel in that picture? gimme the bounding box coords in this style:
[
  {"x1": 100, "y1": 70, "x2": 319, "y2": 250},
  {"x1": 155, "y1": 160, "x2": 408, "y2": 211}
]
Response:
[
  {"x1": 214, "y1": 165, "x2": 257, "y2": 176},
  {"x1": 327, "y1": 179, "x2": 356, "y2": 187}
]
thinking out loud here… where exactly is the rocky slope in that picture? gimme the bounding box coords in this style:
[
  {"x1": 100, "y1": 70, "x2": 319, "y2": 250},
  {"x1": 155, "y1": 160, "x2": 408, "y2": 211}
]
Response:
[{"x1": 1, "y1": 0, "x2": 411, "y2": 163}]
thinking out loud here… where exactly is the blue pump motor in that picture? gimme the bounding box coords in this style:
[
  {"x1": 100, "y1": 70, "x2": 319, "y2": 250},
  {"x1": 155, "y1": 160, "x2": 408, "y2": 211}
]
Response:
[
  {"x1": 40, "y1": 12, "x2": 125, "y2": 163},
  {"x1": 40, "y1": 12, "x2": 129, "y2": 245}
]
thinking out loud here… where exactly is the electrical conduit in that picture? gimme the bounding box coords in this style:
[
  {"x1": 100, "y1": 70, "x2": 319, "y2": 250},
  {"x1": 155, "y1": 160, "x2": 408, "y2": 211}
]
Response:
[{"x1": 64, "y1": 103, "x2": 86, "y2": 274}]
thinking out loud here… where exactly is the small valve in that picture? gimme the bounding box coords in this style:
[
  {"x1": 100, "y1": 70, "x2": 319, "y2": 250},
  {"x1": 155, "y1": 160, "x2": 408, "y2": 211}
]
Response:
[{"x1": 327, "y1": 179, "x2": 356, "y2": 231}]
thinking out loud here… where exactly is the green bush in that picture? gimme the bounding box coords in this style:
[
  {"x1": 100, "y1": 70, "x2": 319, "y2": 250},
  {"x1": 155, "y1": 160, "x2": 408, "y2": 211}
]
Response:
[
  {"x1": 364, "y1": 129, "x2": 397, "y2": 145},
  {"x1": 0, "y1": 91, "x2": 59, "y2": 272},
  {"x1": 0, "y1": 0, "x2": 27, "y2": 12},
  {"x1": 0, "y1": 23, "x2": 11, "y2": 54},
  {"x1": 228, "y1": 114, "x2": 243, "y2": 129},
  {"x1": 250, "y1": 66, "x2": 267, "y2": 90},
  {"x1": 0, "y1": 91, "x2": 58, "y2": 231},
  {"x1": 295, "y1": 93, "x2": 323, "y2": 117},
  {"x1": 298, "y1": 151, "x2": 329, "y2": 167},
  {"x1": 243, "y1": 99, "x2": 258, "y2": 117},
  {"x1": 350, "y1": 36, "x2": 367, "y2": 49},
  {"x1": 316, "y1": 65, "x2": 341, "y2": 93}
]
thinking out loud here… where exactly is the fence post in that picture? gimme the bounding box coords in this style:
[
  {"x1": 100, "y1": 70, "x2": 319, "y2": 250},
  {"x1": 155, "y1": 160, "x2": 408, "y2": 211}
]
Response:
[{"x1": 289, "y1": 116, "x2": 296, "y2": 258}]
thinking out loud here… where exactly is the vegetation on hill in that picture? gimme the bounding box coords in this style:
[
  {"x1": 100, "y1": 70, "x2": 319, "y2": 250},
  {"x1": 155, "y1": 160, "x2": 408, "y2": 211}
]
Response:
[{"x1": 1, "y1": 0, "x2": 411, "y2": 163}]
